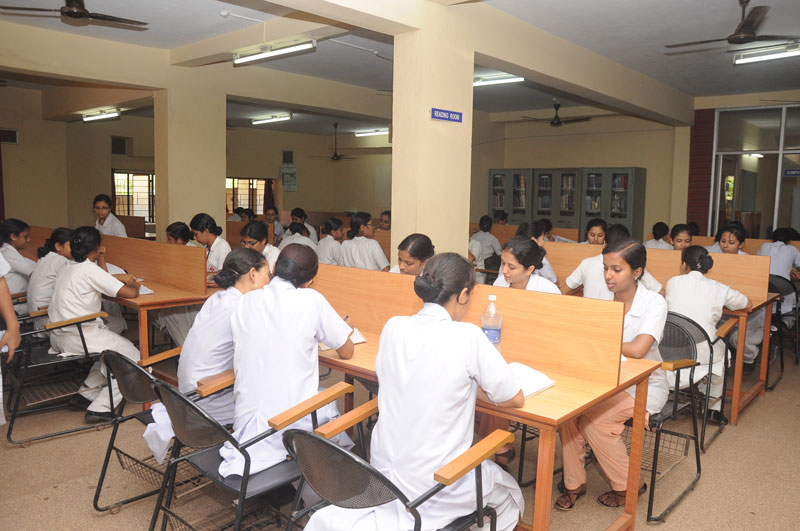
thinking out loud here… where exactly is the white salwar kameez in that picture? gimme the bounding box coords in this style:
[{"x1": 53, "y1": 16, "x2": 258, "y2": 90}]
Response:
[
  {"x1": 306, "y1": 303, "x2": 523, "y2": 531},
  {"x1": 95, "y1": 212, "x2": 128, "y2": 237},
  {"x1": 219, "y1": 276, "x2": 353, "y2": 477}
]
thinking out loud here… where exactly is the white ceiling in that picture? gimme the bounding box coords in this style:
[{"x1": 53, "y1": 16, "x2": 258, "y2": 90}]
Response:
[{"x1": 486, "y1": 0, "x2": 800, "y2": 96}]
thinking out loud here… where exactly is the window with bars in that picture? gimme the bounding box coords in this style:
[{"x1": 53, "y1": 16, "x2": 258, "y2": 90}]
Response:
[
  {"x1": 113, "y1": 170, "x2": 155, "y2": 222},
  {"x1": 226, "y1": 178, "x2": 267, "y2": 215}
]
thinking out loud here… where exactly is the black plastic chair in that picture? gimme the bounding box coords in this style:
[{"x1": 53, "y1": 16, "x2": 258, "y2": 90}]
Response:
[
  {"x1": 3, "y1": 311, "x2": 115, "y2": 446},
  {"x1": 641, "y1": 312, "x2": 702, "y2": 523},
  {"x1": 769, "y1": 274, "x2": 798, "y2": 371},
  {"x1": 149, "y1": 380, "x2": 302, "y2": 531},
  {"x1": 283, "y1": 429, "x2": 498, "y2": 531}
]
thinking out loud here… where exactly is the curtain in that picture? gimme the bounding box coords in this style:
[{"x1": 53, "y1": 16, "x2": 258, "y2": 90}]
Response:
[
  {"x1": 0, "y1": 143, "x2": 4, "y2": 220},
  {"x1": 264, "y1": 178, "x2": 275, "y2": 214},
  {"x1": 110, "y1": 172, "x2": 117, "y2": 212}
]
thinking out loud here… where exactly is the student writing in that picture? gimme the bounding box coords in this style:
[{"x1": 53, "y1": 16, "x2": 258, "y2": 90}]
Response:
[
  {"x1": 240, "y1": 221, "x2": 280, "y2": 272},
  {"x1": 389, "y1": 233, "x2": 434, "y2": 275}
]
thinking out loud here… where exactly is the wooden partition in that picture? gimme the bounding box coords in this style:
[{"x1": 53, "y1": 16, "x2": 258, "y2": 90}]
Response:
[
  {"x1": 20, "y1": 226, "x2": 53, "y2": 261},
  {"x1": 226, "y1": 221, "x2": 247, "y2": 248},
  {"x1": 117, "y1": 215, "x2": 146, "y2": 238},
  {"x1": 371, "y1": 230, "x2": 392, "y2": 260},
  {"x1": 101, "y1": 234, "x2": 207, "y2": 294},
  {"x1": 313, "y1": 264, "x2": 624, "y2": 387},
  {"x1": 467, "y1": 223, "x2": 579, "y2": 246},
  {"x1": 551, "y1": 227, "x2": 580, "y2": 241},
  {"x1": 541, "y1": 241, "x2": 602, "y2": 288}
]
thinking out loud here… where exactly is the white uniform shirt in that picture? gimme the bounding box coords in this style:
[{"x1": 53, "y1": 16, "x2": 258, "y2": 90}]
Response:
[
  {"x1": 0, "y1": 253, "x2": 10, "y2": 277},
  {"x1": 340, "y1": 236, "x2": 390, "y2": 271},
  {"x1": 278, "y1": 232, "x2": 318, "y2": 252},
  {"x1": 206, "y1": 236, "x2": 231, "y2": 273},
  {"x1": 565, "y1": 253, "x2": 662, "y2": 300},
  {"x1": 759, "y1": 241, "x2": 800, "y2": 311},
  {"x1": 304, "y1": 222, "x2": 318, "y2": 243},
  {"x1": 536, "y1": 256, "x2": 558, "y2": 283},
  {"x1": 272, "y1": 221, "x2": 285, "y2": 239},
  {"x1": 622, "y1": 286, "x2": 669, "y2": 414},
  {"x1": 317, "y1": 236, "x2": 343, "y2": 266},
  {"x1": 470, "y1": 231, "x2": 502, "y2": 264},
  {"x1": 27, "y1": 252, "x2": 70, "y2": 311},
  {"x1": 262, "y1": 244, "x2": 280, "y2": 273},
  {"x1": 219, "y1": 276, "x2": 352, "y2": 477},
  {"x1": 493, "y1": 272, "x2": 561, "y2": 294},
  {"x1": 644, "y1": 238, "x2": 673, "y2": 250},
  {"x1": 665, "y1": 271, "x2": 748, "y2": 373},
  {"x1": 705, "y1": 242, "x2": 747, "y2": 255},
  {"x1": 95, "y1": 212, "x2": 127, "y2": 237},
  {"x1": 0, "y1": 243, "x2": 35, "y2": 296}
]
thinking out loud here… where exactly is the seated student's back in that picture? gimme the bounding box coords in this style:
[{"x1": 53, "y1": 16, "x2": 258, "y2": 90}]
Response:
[
  {"x1": 28, "y1": 228, "x2": 73, "y2": 316},
  {"x1": 0, "y1": 218, "x2": 35, "y2": 311},
  {"x1": 340, "y1": 212, "x2": 390, "y2": 271},
  {"x1": 644, "y1": 222, "x2": 673, "y2": 250}
]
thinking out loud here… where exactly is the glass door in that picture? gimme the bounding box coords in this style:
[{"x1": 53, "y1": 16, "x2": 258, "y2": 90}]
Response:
[
  {"x1": 584, "y1": 171, "x2": 603, "y2": 218},
  {"x1": 536, "y1": 172, "x2": 553, "y2": 217},
  {"x1": 610, "y1": 171, "x2": 630, "y2": 220},
  {"x1": 559, "y1": 171, "x2": 577, "y2": 221},
  {"x1": 511, "y1": 172, "x2": 527, "y2": 219},
  {"x1": 491, "y1": 171, "x2": 505, "y2": 213}
]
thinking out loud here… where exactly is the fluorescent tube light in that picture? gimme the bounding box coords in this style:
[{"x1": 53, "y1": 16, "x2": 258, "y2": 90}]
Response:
[
  {"x1": 82, "y1": 109, "x2": 120, "y2": 122},
  {"x1": 734, "y1": 43, "x2": 800, "y2": 65},
  {"x1": 748, "y1": 153, "x2": 764, "y2": 158},
  {"x1": 472, "y1": 76, "x2": 525, "y2": 87},
  {"x1": 354, "y1": 129, "x2": 389, "y2": 137},
  {"x1": 252, "y1": 113, "x2": 292, "y2": 125},
  {"x1": 234, "y1": 41, "x2": 315, "y2": 65}
]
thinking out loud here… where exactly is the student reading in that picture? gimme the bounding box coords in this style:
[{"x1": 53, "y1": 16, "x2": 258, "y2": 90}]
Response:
[
  {"x1": 389, "y1": 233, "x2": 434, "y2": 275},
  {"x1": 0, "y1": 218, "x2": 35, "y2": 313},
  {"x1": 93, "y1": 193, "x2": 127, "y2": 237},
  {"x1": 514, "y1": 221, "x2": 557, "y2": 283},
  {"x1": 290, "y1": 207, "x2": 318, "y2": 243},
  {"x1": 47, "y1": 226, "x2": 141, "y2": 422},
  {"x1": 306, "y1": 253, "x2": 524, "y2": 531},
  {"x1": 469, "y1": 215, "x2": 502, "y2": 283},
  {"x1": 644, "y1": 222, "x2": 673, "y2": 250},
  {"x1": 581, "y1": 217, "x2": 606, "y2": 245},
  {"x1": 219, "y1": 244, "x2": 354, "y2": 477},
  {"x1": 279, "y1": 222, "x2": 318, "y2": 252},
  {"x1": 708, "y1": 222, "x2": 747, "y2": 255},
  {"x1": 317, "y1": 217, "x2": 345, "y2": 266},
  {"x1": 493, "y1": 236, "x2": 560, "y2": 294},
  {"x1": 665, "y1": 246, "x2": 748, "y2": 424},
  {"x1": 670, "y1": 223, "x2": 693, "y2": 251},
  {"x1": 340, "y1": 212, "x2": 390, "y2": 271},
  {"x1": 758, "y1": 227, "x2": 800, "y2": 324},
  {"x1": 240, "y1": 221, "x2": 280, "y2": 272},
  {"x1": 557, "y1": 239, "x2": 668, "y2": 510},
  {"x1": 190, "y1": 213, "x2": 231, "y2": 274}
]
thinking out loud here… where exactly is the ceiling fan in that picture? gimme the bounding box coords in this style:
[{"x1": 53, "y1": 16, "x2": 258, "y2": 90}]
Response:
[
  {"x1": 665, "y1": 0, "x2": 799, "y2": 49},
  {"x1": 522, "y1": 100, "x2": 616, "y2": 127},
  {"x1": 0, "y1": 0, "x2": 148, "y2": 27},
  {"x1": 310, "y1": 122, "x2": 357, "y2": 161}
]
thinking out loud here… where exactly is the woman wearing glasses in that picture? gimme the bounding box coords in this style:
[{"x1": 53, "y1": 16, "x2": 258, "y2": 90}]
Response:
[{"x1": 240, "y1": 221, "x2": 280, "y2": 273}]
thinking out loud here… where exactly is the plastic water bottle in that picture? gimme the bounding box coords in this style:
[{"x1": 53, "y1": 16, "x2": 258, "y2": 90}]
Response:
[{"x1": 481, "y1": 295, "x2": 503, "y2": 351}]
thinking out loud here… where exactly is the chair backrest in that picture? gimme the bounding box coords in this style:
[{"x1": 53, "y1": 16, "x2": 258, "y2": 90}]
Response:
[
  {"x1": 283, "y1": 429, "x2": 408, "y2": 509},
  {"x1": 152, "y1": 381, "x2": 233, "y2": 449},
  {"x1": 102, "y1": 350, "x2": 157, "y2": 404},
  {"x1": 768, "y1": 275, "x2": 796, "y2": 298},
  {"x1": 661, "y1": 312, "x2": 710, "y2": 363}
]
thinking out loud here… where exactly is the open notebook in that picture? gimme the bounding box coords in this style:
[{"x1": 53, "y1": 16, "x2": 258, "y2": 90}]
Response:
[
  {"x1": 319, "y1": 328, "x2": 367, "y2": 351},
  {"x1": 509, "y1": 362, "x2": 555, "y2": 399}
]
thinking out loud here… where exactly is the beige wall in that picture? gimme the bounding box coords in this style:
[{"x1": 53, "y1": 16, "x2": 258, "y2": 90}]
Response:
[
  {"x1": 470, "y1": 110, "x2": 505, "y2": 222},
  {"x1": 0, "y1": 86, "x2": 68, "y2": 227}
]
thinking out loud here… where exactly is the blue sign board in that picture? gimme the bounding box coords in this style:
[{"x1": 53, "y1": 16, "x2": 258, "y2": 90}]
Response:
[
  {"x1": 431, "y1": 108, "x2": 463, "y2": 123},
  {"x1": 785, "y1": 168, "x2": 800, "y2": 177}
]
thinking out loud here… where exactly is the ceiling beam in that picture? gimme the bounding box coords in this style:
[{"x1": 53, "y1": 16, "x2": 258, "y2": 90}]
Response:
[
  {"x1": 41, "y1": 86, "x2": 152, "y2": 121},
  {"x1": 265, "y1": 0, "x2": 424, "y2": 35}
]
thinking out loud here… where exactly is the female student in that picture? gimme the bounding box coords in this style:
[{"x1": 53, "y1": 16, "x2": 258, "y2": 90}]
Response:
[
  {"x1": 48, "y1": 226, "x2": 141, "y2": 422},
  {"x1": 290, "y1": 207, "x2": 318, "y2": 243},
  {"x1": 0, "y1": 218, "x2": 35, "y2": 313},
  {"x1": 93, "y1": 194, "x2": 127, "y2": 237},
  {"x1": 240, "y1": 208, "x2": 256, "y2": 225},
  {"x1": 557, "y1": 239, "x2": 668, "y2": 510},
  {"x1": 340, "y1": 212, "x2": 390, "y2": 271},
  {"x1": 178, "y1": 248, "x2": 271, "y2": 424},
  {"x1": 716, "y1": 223, "x2": 748, "y2": 255},
  {"x1": 240, "y1": 221, "x2": 280, "y2": 272},
  {"x1": 494, "y1": 236, "x2": 560, "y2": 294},
  {"x1": 389, "y1": 233, "x2": 435, "y2": 275},
  {"x1": 670, "y1": 223, "x2": 693, "y2": 251},
  {"x1": 166, "y1": 221, "x2": 200, "y2": 247},
  {"x1": 582, "y1": 217, "x2": 607, "y2": 245},
  {"x1": 27, "y1": 228, "x2": 73, "y2": 321},
  {"x1": 470, "y1": 215, "x2": 502, "y2": 283},
  {"x1": 306, "y1": 253, "x2": 525, "y2": 531},
  {"x1": 265, "y1": 206, "x2": 285, "y2": 241},
  {"x1": 219, "y1": 244, "x2": 354, "y2": 477},
  {"x1": 279, "y1": 222, "x2": 318, "y2": 252},
  {"x1": 644, "y1": 222, "x2": 673, "y2": 250},
  {"x1": 515, "y1": 221, "x2": 558, "y2": 283},
  {"x1": 318, "y1": 217, "x2": 345, "y2": 266},
  {"x1": 759, "y1": 227, "x2": 800, "y2": 324},
  {"x1": 190, "y1": 213, "x2": 231, "y2": 274},
  {"x1": 665, "y1": 246, "x2": 749, "y2": 424}
]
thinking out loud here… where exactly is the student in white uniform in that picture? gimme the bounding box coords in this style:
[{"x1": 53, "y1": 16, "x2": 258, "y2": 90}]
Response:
[
  {"x1": 582, "y1": 217, "x2": 607, "y2": 245},
  {"x1": 227, "y1": 207, "x2": 243, "y2": 222},
  {"x1": 291, "y1": 207, "x2": 318, "y2": 243},
  {"x1": 279, "y1": 222, "x2": 319, "y2": 252},
  {"x1": 48, "y1": 226, "x2": 141, "y2": 422},
  {"x1": 240, "y1": 221, "x2": 280, "y2": 272},
  {"x1": 306, "y1": 253, "x2": 525, "y2": 531},
  {"x1": 710, "y1": 223, "x2": 748, "y2": 255},
  {"x1": 389, "y1": 233, "x2": 435, "y2": 275},
  {"x1": 27, "y1": 228, "x2": 73, "y2": 329},
  {"x1": 93, "y1": 194, "x2": 127, "y2": 238},
  {"x1": 470, "y1": 215, "x2": 502, "y2": 284},
  {"x1": 190, "y1": 213, "x2": 231, "y2": 275},
  {"x1": 665, "y1": 246, "x2": 749, "y2": 423},
  {"x1": 514, "y1": 221, "x2": 558, "y2": 283},
  {"x1": 493, "y1": 237, "x2": 561, "y2": 294},
  {"x1": 240, "y1": 208, "x2": 256, "y2": 225},
  {"x1": 0, "y1": 252, "x2": 23, "y2": 425},
  {"x1": 178, "y1": 248, "x2": 271, "y2": 424},
  {"x1": 557, "y1": 239, "x2": 668, "y2": 510},
  {"x1": 0, "y1": 219, "x2": 36, "y2": 313},
  {"x1": 166, "y1": 221, "x2": 201, "y2": 247},
  {"x1": 644, "y1": 222, "x2": 673, "y2": 250},
  {"x1": 759, "y1": 227, "x2": 800, "y2": 324},
  {"x1": 219, "y1": 244, "x2": 354, "y2": 477},
  {"x1": 379, "y1": 210, "x2": 391, "y2": 230},
  {"x1": 317, "y1": 217, "x2": 345, "y2": 266},
  {"x1": 670, "y1": 223, "x2": 693, "y2": 252},
  {"x1": 340, "y1": 212, "x2": 390, "y2": 271},
  {"x1": 265, "y1": 206, "x2": 285, "y2": 243},
  {"x1": 564, "y1": 224, "x2": 662, "y2": 299}
]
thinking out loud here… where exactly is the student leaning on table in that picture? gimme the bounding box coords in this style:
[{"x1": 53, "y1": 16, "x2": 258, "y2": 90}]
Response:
[
  {"x1": 305, "y1": 253, "x2": 524, "y2": 531},
  {"x1": 388, "y1": 233, "x2": 435, "y2": 275},
  {"x1": 557, "y1": 239, "x2": 668, "y2": 511}
]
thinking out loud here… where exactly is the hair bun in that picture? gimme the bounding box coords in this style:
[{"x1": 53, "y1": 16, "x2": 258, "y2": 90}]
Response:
[
  {"x1": 700, "y1": 254, "x2": 714, "y2": 272},
  {"x1": 413, "y1": 274, "x2": 439, "y2": 302}
]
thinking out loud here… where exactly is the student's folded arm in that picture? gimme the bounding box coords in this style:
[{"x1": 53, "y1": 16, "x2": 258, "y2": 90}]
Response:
[
  {"x1": 336, "y1": 337, "x2": 354, "y2": 360},
  {"x1": 116, "y1": 282, "x2": 140, "y2": 299},
  {"x1": 620, "y1": 334, "x2": 655, "y2": 359},
  {"x1": 477, "y1": 387, "x2": 525, "y2": 408}
]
